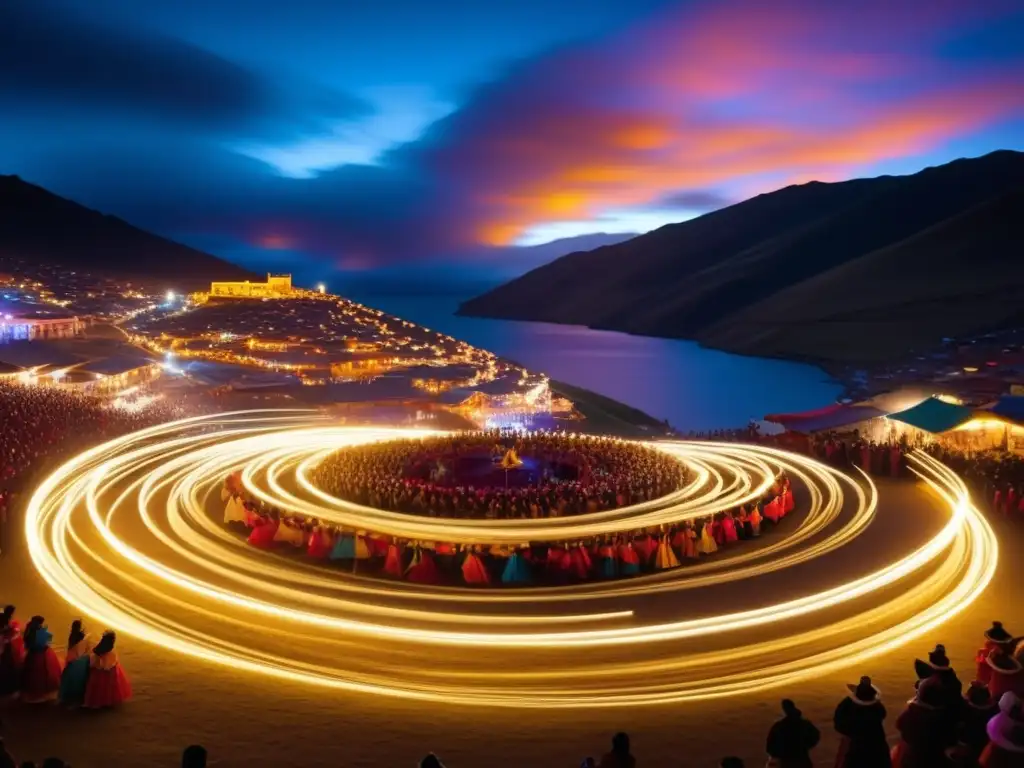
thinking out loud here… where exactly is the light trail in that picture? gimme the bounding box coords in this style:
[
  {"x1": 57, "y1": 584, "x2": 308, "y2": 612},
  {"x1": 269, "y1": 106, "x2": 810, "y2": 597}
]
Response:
[{"x1": 24, "y1": 411, "x2": 997, "y2": 707}]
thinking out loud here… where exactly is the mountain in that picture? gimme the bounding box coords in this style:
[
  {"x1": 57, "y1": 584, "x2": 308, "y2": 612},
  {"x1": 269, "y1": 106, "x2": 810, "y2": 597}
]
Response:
[
  {"x1": 458, "y1": 150, "x2": 1024, "y2": 364},
  {"x1": 0, "y1": 174, "x2": 256, "y2": 288}
]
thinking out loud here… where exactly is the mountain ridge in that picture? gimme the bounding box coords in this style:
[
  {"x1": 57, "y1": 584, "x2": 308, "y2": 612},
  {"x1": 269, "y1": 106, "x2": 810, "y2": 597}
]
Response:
[
  {"x1": 0, "y1": 174, "x2": 256, "y2": 288},
  {"x1": 458, "y1": 150, "x2": 1024, "y2": 364}
]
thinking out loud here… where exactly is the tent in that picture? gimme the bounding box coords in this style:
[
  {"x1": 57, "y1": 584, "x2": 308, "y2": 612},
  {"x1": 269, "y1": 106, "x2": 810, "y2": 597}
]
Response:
[
  {"x1": 764, "y1": 404, "x2": 886, "y2": 434},
  {"x1": 886, "y1": 396, "x2": 975, "y2": 434},
  {"x1": 765, "y1": 404, "x2": 843, "y2": 426},
  {"x1": 984, "y1": 396, "x2": 1024, "y2": 427}
]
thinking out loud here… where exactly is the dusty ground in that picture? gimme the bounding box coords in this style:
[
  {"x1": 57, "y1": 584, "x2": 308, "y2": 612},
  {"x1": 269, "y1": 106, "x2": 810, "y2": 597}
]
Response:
[{"x1": 2, "y1": 478, "x2": 1022, "y2": 768}]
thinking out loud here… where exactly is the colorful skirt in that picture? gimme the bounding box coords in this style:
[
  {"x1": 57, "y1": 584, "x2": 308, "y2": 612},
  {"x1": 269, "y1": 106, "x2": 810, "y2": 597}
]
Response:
[
  {"x1": 83, "y1": 665, "x2": 132, "y2": 709},
  {"x1": 462, "y1": 554, "x2": 490, "y2": 585},
  {"x1": 21, "y1": 648, "x2": 63, "y2": 703},
  {"x1": 59, "y1": 655, "x2": 91, "y2": 706},
  {"x1": 330, "y1": 535, "x2": 355, "y2": 560},
  {"x1": 501, "y1": 554, "x2": 532, "y2": 585}
]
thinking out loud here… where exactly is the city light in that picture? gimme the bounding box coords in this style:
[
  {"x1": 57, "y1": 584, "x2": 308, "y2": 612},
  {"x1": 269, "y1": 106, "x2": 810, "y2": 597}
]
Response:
[
  {"x1": 317, "y1": 283, "x2": 326, "y2": 294},
  {"x1": 166, "y1": 290, "x2": 176, "y2": 302}
]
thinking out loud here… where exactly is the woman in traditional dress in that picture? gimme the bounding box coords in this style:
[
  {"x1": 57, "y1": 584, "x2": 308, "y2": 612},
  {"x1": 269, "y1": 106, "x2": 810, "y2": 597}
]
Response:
[
  {"x1": 721, "y1": 513, "x2": 739, "y2": 544},
  {"x1": 711, "y1": 516, "x2": 725, "y2": 546},
  {"x1": 246, "y1": 514, "x2": 279, "y2": 549},
  {"x1": 383, "y1": 540, "x2": 405, "y2": 578},
  {"x1": 20, "y1": 616, "x2": 62, "y2": 703},
  {"x1": 696, "y1": 519, "x2": 718, "y2": 555},
  {"x1": 833, "y1": 676, "x2": 891, "y2": 768},
  {"x1": 654, "y1": 533, "x2": 680, "y2": 570},
  {"x1": 977, "y1": 622, "x2": 1017, "y2": 685},
  {"x1": 736, "y1": 508, "x2": 751, "y2": 540},
  {"x1": 597, "y1": 539, "x2": 618, "y2": 579},
  {"x1": 618, "y1": 539, "x2": 640, "y2": 577},
  {"x1": 306, "y1": 525, "x2": 334, "y2": 559},
  {"x1": 406, "y1": 546, "x2": 441, "y2": 585},
  {"x1": 83, "y1": 631, "x2": 132, "y2": 709},
  {"x1": 502, "y1": 547, "x2": 532, "y2": 585},
  {"x1": 273, "y1": 516, "x2": 306, "y2": 548},
  {"x1": 330, "y1": 529, "x2": 355, "y2": 562},
  {"x1": 890, "y1": 675, "x2": 954, "y2": 767},
  {"x1": 59, "y1": 619, "x2": 92, "y2": 707},
  {"x1": 569, "y1": 542, "x2": 591, "y2": 580},
  {"x1": 783, "y1": 487, "x2": 795, "y2": 515},
  {"x1": 750, "y1": 504, "x2": 762, "y2": 537},
  {"x1": 461, "y1": 546, "x2": 490, "y2": 585},
  {"x1": 223, "y1": 494, "x2": 246, "y2": 526},
  {"x1": 635, "y1": 533, "x2": 658, "y2": 567},
  {"x1": 682, "y1": 522, "x2": 699, "y2": 559}
]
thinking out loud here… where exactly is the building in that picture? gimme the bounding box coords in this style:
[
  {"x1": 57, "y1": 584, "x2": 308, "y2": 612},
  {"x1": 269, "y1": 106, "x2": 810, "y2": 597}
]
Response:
[{"x1": 209, "y1": 274, "x2": 294, "y2": 298}]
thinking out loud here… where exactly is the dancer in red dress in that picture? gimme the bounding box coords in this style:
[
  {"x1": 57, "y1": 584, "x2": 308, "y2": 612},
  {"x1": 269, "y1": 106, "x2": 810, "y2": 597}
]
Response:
[
  {"x1": 461, "y1": 546, "x2": 490, "y2": 585},
  {"x1": 977, "y1": 622, "x2": 1017, "y2": 684},
  {"x1": 406, "y1": 546, "x2": 441, "y2": 585},
  {"x1": 247, "y1": 515, "x2": 279, "y2": 549},
  {"x1": 306, "y1": 525, "x2": 334, "y2": 559},
  {"x1": 83, "y1": 631, "x2": 132, "y2": 709},
  {"x1": 384, "y1": 541, "x2": 405, "y2": 577},
  {"x1": 20, "y1": 616, "x2": 63, "y2": 703},
  {"x1": 722, "y1": 513, "x2": 739, "y2": 544}
]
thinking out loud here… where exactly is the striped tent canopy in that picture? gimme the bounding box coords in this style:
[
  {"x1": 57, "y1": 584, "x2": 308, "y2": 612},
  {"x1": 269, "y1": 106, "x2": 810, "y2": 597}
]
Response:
[{"x1": 886, "y1": 396, "x2": 975, "y2": 434}]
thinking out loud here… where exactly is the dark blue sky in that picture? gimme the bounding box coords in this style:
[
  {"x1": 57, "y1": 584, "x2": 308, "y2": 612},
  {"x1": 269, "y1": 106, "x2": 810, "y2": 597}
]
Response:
[{"x1": 2, "y1": 0, "x2": 1022, "y2": 291}]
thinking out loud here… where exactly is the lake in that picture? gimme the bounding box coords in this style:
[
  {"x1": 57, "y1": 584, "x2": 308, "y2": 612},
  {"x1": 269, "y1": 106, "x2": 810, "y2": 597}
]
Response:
[{"x1": 348, "y1": 291, "x2": 843, "y2": 431}]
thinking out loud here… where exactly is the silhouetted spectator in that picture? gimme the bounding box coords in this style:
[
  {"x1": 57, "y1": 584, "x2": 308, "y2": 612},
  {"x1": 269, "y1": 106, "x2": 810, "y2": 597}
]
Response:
[
  {"x1": 598, "y1": 732, "x2": 636, "y2": 768},
  {"x1": 892, "y1": 675, "x2": 955, "y2": 766},
  {"x1": 766, "y1": 698, "x2": 820, "y2": 767},
  {"x1": 834, "y1": 676, "x2": 891, "y2": 768},
  {"x1": 419, "y1": 754, "x2": 446, "y2": 768},
  {"x1": 181, "y1": 745, "x2": 207, "y2": 768},
  {"x1": 720, "y1": 758, "x2": 745, "y2": 768}
]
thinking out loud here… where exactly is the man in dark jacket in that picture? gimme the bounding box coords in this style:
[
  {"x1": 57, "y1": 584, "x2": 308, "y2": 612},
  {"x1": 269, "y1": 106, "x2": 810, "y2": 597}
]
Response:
[{"x1": 766, "y1": 699, "x2": 821, "y2": 767}]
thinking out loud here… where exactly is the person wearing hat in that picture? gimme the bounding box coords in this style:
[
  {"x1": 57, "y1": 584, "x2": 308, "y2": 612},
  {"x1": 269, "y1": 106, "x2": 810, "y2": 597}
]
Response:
[
  {"x1": 914, "y1": 644, "x2": 963, "y2": 710},
  {"x1": 833, "y1": 676, "x2": 892, "y2": 768},
  {"x1": 987, "y1": 649, "x2": 1024, "y2": 702},
  {"x1": 978, "y1": 691, "x2": 1024, "y2": 767},
  {"x1": 765, "y1": 698, "x2": 820, "y2": 768},
  {"x1": 891, "y1": 676, "x2": 956, "y2": 767},
  {"x1": 978, "y1": 623, "x2": 1017, "y2": 685},
  {"x1": 957, "y1": 681, "x2": 1000, "y2": 763}
]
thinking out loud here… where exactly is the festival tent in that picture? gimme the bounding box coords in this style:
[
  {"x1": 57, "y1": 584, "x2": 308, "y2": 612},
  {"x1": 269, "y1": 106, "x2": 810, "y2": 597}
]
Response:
[
  {"x1": 984, "y1": 396, "x2": 1024, "y2": 427},
  {"x1": 765, "y1": 404, "x2": 887, "y2": 434},
  {"x1": 886, "y1": 396, "x2": 976, "y2": 434}
]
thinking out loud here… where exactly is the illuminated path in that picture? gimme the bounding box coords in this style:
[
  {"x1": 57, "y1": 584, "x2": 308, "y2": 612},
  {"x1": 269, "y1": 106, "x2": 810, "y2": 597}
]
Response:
[{"x1": 25, "y1": 411, "x2": 998, "y2": 708}]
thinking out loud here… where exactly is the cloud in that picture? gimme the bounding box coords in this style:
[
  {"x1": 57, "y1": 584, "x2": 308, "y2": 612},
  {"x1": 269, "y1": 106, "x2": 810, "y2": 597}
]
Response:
[
  {"x1": 0, "y1": 3, "x2": 368, "y2": 141},
  {"x1": 1, "y1": 0, "x2": 1022, "y2": 271}
]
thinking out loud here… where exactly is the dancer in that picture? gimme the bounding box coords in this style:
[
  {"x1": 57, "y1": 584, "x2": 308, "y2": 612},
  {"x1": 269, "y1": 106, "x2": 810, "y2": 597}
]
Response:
[
  {"x1": 722, "y1": 512, "x2": 739, "y2": 544},
  {"x1": 0, "y1": 612, "x2": 22, "y2": 697},
  {"x1": 58, "y1": 620, "x2": 92, "y2": 707},
  {"x1": 20, "y1": 616, "x2": 62, "y2": 704},
  {"x1": 833, "y1": 676, "x2": 891, "y2": 768},
  {"x1": 682, "y1": 522, "x2": 698, "y2": 559},
  {"x1": 246, "y1": 514, "x2": 278, "y2": 549},
  {"x1": 383, "y1": 541, "x2": 405, "y2": 578},
  {"x1": 655, "y1": 533, "x2": 680, "y2": 570},
  {"x1": 597, "y1": 539, "x2": 618, "y2": 579},
  {"x1": 697, "y1": 519, "x2": 718, "y2": 555},
  {"x1": 749, "y1": 504, "x2": 762, "y2": 537},
  {"x1": 461, "y1": 546, "x2": 490, "y2": 585},
  {"x1": 306, "y1": 525, "x2": 334, "y2": 559},
  {"x1": 985, "y1": 649, "x2": 1024, "y2": 701},
  {"x1": 502, "y1": 547, "x2": 532, "y2": 585},
  {"x1": 83, "y1": 631, "x2": 132, "y2": 709},
  {"x1": 618, "y1": 539, "x2": 641, "y2": 576},
  {"x1": 913, "y1": 644, "x2": 963, "y2": 709}
]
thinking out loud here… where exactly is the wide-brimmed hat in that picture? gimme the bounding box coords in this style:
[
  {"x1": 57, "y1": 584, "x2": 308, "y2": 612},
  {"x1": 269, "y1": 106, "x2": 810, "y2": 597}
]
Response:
[
  {"x1": 988, "y1": 693, "x2": 1024, "y2": 752},
  {"x1": 910, "y1": 676, "x2": 944, "y2": 708},
  {"x1": 965, "y1": 680, "x2": 995, "y2": 709},
  {"x1": 847, "y1": 676, "x2": 880, "y2": 704},
  {"x1": 987, "y1": 649, "x2": 1023, "y2": 674},
  {"x1": 985, "y1": 621, "x2": 1014, "y2": 643}
]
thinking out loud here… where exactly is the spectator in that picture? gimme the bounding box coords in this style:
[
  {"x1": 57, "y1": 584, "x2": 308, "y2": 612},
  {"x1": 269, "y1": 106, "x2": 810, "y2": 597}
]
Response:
[
  {"x1": 419, "y1": 754, "x2": 446, "y2": 768},
  {"x1": 766, "y1": 698, "x2": 820, "y2": 767},
  {"x1": 181, "y1": 745, "x2": 207, "y2": 768},
  {"x1": 979, "y1": 691, "x2": 1024, "y2": 767},
  {"x1": 598, "y1": 732, "x2": 635, "y2": 768},
  {"x1": 834, "y1": 676, "x2": 891, "y2": 768}
]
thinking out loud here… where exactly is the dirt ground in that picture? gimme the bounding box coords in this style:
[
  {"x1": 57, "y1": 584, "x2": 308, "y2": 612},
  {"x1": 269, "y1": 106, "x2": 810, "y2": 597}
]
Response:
[{"x1": 2, "y1": 477, "x2": 1022, "y2": 768}]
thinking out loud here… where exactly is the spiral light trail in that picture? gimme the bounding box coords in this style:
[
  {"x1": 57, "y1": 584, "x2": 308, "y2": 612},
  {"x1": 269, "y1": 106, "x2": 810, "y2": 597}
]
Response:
[{"x1": 25, "y1": 410, "x2": 997, "y2": 707}]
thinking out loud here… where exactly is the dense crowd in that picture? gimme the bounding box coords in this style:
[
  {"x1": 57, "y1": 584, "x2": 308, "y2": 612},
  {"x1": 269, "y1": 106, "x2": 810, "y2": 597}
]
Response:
[
  {"x1": 311, "y1": 431, "x2": 689, "y2": 520},
  {"x1": 4, "y1": 621, "x2": 1024, "y2": 766},
  {"x1": 223, "y1": 470, "x2": 795, "y2": 586}
]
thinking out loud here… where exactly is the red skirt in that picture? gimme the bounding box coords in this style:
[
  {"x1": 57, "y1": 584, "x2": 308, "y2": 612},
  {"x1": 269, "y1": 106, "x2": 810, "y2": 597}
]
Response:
[
  {"x1": 20, "y1": 648, "x2": 62, "y2": 703},
  {"x1": 84, "y1": 665, "x2": 132, "y2": 708},
  {"x1": 407, "y1": 551, "x2": 441, "y2": 584},
  {"x1": 384, "y1": 545, "x2": 404, "y2": 577},
  {"x1": 247, "y1": 520, "x2": 278, "y2": 548},
  {"x1": 461, "y1": 554, "x2": 490, "y2": 585}
]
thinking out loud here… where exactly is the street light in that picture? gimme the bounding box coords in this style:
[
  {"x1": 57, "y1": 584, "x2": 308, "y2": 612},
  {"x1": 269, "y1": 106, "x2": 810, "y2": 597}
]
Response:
[
  {"x1": 317, "y1": 283, "x2": 326, "y2": 294},
  {"x1": 166, "y1": 290, "x2": 176, "y2": 302}
]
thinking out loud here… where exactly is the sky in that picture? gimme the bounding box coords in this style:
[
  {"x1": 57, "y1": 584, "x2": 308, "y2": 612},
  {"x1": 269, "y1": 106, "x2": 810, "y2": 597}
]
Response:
[{"x1": 1, "y1": 0, "x2": 1023, "y2": 292}]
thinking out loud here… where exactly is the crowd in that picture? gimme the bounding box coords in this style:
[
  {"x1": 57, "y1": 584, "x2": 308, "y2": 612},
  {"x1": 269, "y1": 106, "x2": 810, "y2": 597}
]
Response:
[
  {"x1": 0, "y1": 605, "x2": 132, "y2": 712},
  {"x1": 223, "y1": 468, "x2": 795, "y2": 586},
  {"x1": 4, "y1": 621, "x2": 1024, "y2": 766},
  {"x1": 311, "y1": 431, "x2": 689, "y2": 520}
]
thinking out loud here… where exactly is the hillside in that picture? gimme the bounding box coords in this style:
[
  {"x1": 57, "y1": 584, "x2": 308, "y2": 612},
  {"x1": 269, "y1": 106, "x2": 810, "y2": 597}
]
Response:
[
  {"x1": 458, "y1": 150, "x2": 1024, "y2": 364},
  {"x1": 0, "y1": 174, "x2": 256, "y2": 288}
]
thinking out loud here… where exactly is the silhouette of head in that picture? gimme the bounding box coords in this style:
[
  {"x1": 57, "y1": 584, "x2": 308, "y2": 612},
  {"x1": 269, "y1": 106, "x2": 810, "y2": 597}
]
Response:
[
  {"x1": 181, "y1": 744, "x2": 207, "y2": 768},
  {"x1": 419, "y1": 754, "x2": 445, "y2": 768},
  {"x1": 611, "y1": 732, "x2": 630, "y2": 755},
  {"x1": 782, "y1": 698, "x2": 801, "y2": 717},
  {"x1": 93, "y1": 631, "x2": 117, "y2": 656}
]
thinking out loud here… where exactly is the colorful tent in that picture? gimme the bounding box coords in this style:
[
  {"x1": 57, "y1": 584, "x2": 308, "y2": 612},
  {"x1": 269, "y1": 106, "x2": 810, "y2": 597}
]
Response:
[
  {"x1": 886, "y1": 396, "x2": 975, "y2": 434},
  {"x1": 984, "y1": 396, "x2": 1024, "y2": 427},
  {"x1": 764, "y1": 404, "x2": 886, "y2": 434}
]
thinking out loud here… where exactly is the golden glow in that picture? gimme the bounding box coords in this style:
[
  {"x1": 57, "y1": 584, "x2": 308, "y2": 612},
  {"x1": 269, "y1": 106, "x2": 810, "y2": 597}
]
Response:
[{"x1": 25, "y1": 413, "x2": 996, "y2": 707}]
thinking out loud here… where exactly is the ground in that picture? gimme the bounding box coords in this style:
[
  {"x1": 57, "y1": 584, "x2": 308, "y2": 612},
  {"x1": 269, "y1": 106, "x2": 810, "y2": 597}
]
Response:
[{"x1": 2, "y1": 470, "x2": 1021, "y2": 768}]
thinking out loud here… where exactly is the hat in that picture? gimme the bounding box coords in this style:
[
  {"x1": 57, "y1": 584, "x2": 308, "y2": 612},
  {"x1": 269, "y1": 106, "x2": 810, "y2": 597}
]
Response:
[
  {"x1": 965, "y1": 680, "x2": 995, "y2": 709},
  {"x1": 987, "y1": 693, "x2": 1024, "y2": 752},
  {"x1": 985, "y1": 621, "x2": 1014, "y2": 644},
  {"x1": 847, "y1": 676, "x2": 880, "y2": 704},
  {"x1": 911, "y1": 676, "x2": 944, "y2": 708},
  {"x1": 986, "y1": 649, "x2": 1023, "y2": 674}
]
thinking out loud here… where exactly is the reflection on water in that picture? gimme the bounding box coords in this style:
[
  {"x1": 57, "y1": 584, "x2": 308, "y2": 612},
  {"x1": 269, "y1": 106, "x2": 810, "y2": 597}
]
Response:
[{"x1": 349, "y1": 292, "x2": 843, "y2": 431}]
